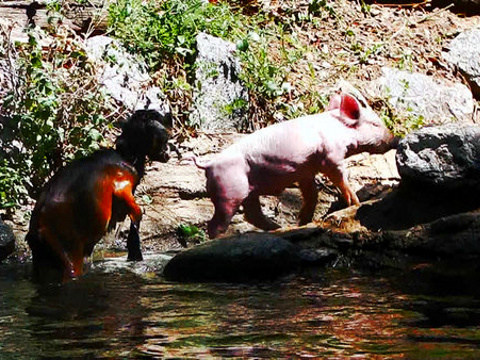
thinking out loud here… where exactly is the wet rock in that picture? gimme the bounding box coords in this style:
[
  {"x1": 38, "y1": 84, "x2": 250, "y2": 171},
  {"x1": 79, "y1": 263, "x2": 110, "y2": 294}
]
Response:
[
  {"x1": 349, "y1": 184, "x2": 480, "y2": 232},
  {"x1": 163, "y1": 233, "x2": 301, "y2": 282},
  {"x1": 93, "y1": 253, "x2": 173, "y2": 277},
  {"x1": 404, "y1": 211, "x2": 480, "y2": 256},
  {"x1": 320, "y1": 203, "x2": 480, "y2": 260},
  {"x1": 190, "y1": 33, "x2": 248, "y2": 131},
  {"x1": 396, "y1": 123, "x2": 480, "y2": 188},
  {"x1": 443, "y1": 28, "x2": 480, "y2": 98},
  {"x1": 369, "y1": 67, "x2": 474, "y2": 123},
  {"x1": 0, "y1": 217, "x2": 15, "y2": 262},
  {"x1": 86, "y1": 36, "x2": 169, "y2": 113},
  {"x1": 297, "y1": 248, "x2": 338, "y2": 266}
]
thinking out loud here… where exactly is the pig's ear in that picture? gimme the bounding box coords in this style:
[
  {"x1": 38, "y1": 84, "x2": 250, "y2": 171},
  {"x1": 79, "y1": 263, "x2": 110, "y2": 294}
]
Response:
[
  {"x1": 327, "y1": 94, "x2": 342, "y2": 111},
  {"x1": 339, "y1": 94, "x2": 360, "y2": 126}
]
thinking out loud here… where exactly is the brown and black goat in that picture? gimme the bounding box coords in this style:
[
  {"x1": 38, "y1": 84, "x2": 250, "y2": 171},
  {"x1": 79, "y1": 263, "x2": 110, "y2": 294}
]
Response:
[{"x1": 26, "y1": 110, "x2": 171, "y2": 282}]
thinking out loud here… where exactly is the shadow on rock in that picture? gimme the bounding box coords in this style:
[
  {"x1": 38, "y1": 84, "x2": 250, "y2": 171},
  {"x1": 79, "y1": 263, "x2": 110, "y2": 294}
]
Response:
[{"x1": 355, "y1": 183, "x2": 480, "y2": 231}]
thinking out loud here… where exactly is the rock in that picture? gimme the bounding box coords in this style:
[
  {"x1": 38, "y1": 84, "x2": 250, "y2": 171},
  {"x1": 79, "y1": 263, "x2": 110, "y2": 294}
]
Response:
[
  {"x1": 297, "y1": 247, "x2": 338, "y2": 265},
  {"x1": 318, "y1": 207, "x2": 480, "y2": 266},
  {"x1": 93, "y1": 253, "x2": 173, "y2": 277},
  {"x1": 349, "y1": 184, "x2": 480, "y2": 232},
  {"x1": 163, "y1": 233, "x2": 301, "y2": 282},
  {"x1": 86, "y1": 36, "x2": 169, "y2": 113},
  {"x1": 369, "y1": 67, "x2": 474, "y2": 123},
  {"x1": 396, "y1": 123, "x2": 480, "y2": 188},
  {"x1": 442, "y1": 28, "x2": 480, "y2": 99},
  {"x1": 0, "y1": 217, "x2": 15, "y2": 262},
  {"x1": 190, "y1": 33, "x2": 248, "y2": 131},
  {"x1": 405, "y1": 211, "x2": 480, "y2": 256},
  {"x1": 343, "y1": 149, "x2": 400, "y2": 199}
]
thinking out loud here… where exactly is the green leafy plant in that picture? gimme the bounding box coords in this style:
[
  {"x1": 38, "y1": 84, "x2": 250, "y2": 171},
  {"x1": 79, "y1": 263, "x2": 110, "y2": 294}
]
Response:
[
  {"x1": 108, "y1": 0, "x2": 329, "y2": 131},
  {"x1": 0, "y1": 160, "x2": 29, "y2": 209},
  {"x1": 108, "y1": 0, "x2": 244, "y2": 69},
  {"x1": 378, "y1": 81, "x2": 425, "y2": 137},
  {"x1": 381, "y1": 107, "x2": 425, "y2": 138},
  {"x1": 223, "y1": 98, "x2": 249, "y2": 116},
  {"x1": 176, "y1": 224, "x2": 207, "y2": 246},
  {"x1": 0, "y1": 25, "x2": 115, "y2": 208},
  {"x1": 237, "y1": 31, "x2": 289, "y2": 100}
]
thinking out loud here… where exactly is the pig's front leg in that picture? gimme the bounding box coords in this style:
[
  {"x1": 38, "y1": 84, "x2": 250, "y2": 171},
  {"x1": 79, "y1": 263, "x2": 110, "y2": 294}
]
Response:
[
  {"x1": 243, "y1": 195, "x2": 281, "y2": 231},
  {"x1": 298, "y1": 177, "x2": 318, "y2": 226},
  {"x1": 325, "y1": 166, "x2": 360, "y2": 206}
]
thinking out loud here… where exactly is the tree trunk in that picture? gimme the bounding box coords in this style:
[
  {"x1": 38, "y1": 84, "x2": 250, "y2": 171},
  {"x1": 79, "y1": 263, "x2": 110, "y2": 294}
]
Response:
[{"x1": 0, "y1": 0, "x2": 109, "y2": 42}]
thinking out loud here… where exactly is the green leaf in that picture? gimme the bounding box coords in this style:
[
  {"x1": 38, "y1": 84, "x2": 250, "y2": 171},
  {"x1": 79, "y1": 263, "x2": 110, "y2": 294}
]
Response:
[{"x1": 236, "y1": 38, "x2": 249, "y2": 52}]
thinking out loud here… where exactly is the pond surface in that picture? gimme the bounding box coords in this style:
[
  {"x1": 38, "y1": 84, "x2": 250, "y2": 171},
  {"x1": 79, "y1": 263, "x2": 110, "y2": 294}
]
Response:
[{"x1": 1, "y1": 257, "x2": 480, "y2": 359}]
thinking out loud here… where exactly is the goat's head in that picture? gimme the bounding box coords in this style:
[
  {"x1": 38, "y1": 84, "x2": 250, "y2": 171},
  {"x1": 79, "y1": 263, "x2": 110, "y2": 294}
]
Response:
[{"x1": 116, "y1": 110, "x2": 172, "y2": 163}]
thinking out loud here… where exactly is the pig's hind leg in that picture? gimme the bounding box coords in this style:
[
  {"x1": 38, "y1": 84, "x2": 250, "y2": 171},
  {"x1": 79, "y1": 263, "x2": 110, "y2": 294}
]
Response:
[
  {"x1": 298, "y1": 177, "x2": 318, "y2": 226},
  {"x1": 206, "y1": 170, "x2": 249, "y2": 238},
  {"x1": 208, "y1": 198, "x2": 243, "y2": 238},
  {"x1": 243, "y1": 195, "x2": 281, "y2": 231}
]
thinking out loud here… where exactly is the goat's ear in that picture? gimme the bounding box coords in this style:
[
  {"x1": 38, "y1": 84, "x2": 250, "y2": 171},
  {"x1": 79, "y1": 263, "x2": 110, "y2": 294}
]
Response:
[
  {"x1": 162, "y1": 112, "x2": 173, "y2": 128},
  {"x1": 115, "y1": 118, "x2": 128, "y2": 130},
  {"x1": 151, "y1": 112, "x2": 172, "y2": 129}
]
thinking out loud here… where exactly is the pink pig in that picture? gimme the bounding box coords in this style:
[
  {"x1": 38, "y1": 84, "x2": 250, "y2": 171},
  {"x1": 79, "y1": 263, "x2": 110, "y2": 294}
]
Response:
[{"x1": 194, "y1": 92, "x2": 395, "y2": 238}]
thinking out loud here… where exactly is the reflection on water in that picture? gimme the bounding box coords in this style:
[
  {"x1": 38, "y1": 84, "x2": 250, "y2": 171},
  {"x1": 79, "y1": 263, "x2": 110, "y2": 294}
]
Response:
[{"x1": 1, "y1": 259, "x2": 480, "y2": 359}]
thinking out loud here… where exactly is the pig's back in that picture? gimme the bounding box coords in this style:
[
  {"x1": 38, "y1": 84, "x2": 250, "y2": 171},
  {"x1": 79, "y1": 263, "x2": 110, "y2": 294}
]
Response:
[{"x1": 232, "y1": 114, "x2": 329, "y2": 162}]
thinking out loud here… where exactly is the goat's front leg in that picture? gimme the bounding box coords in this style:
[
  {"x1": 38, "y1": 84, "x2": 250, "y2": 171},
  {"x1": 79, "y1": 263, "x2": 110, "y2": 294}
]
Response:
[
  {"x1": 127, "y1": 220, "x2": 142, "y2": 261},
  {"x1": 113, "y1": 179, "x2": 143, "y2": 261}
]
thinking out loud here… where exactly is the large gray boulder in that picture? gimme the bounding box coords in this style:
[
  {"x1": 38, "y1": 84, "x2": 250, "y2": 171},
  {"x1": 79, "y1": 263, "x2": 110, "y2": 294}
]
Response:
[
  {"x1": 86, "y1": 36, "x2": 169, "y2": 114},
  {"x1": 396, "y1": 124, "x2": 480, "y2": 188},
  {"x1": 442, "y1": 28, "x2": 480, "y2": 99},
  {"x1": 0, "y1": 218, "x2": 15, "y2": 262},
  {"x1": 163, "y1": 233, "x2": 301, "y2": 282},
  {"x1": 190, "y1": 33, "x2": 248, "y2": 131},
  {"x1": 369, "y1": 67, "x2": 474, "y2": 123}
]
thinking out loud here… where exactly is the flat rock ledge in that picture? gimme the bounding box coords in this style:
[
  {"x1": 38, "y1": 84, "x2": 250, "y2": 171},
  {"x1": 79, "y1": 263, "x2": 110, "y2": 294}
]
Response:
[{"x1": 163, "y1": 202, "x2": 480, "y2": 283}]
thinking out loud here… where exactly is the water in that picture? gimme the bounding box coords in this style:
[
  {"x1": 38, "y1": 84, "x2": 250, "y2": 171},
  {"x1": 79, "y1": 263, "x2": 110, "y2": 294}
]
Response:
[{"x1": 1, "y1": 258, "x2": 480, "y2": 359}]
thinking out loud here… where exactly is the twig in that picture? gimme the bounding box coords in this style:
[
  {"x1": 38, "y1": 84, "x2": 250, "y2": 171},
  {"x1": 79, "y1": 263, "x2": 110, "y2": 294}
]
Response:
[
  {"x1": 417, "y1": 3, "x2": 454, "y2": 23},
  {"x1": 373, "y1": 0, "x2": 431, "y2": 8}
]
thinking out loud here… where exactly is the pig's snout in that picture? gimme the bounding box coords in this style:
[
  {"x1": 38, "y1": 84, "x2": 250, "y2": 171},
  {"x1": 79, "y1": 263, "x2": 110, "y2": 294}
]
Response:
[
  {"x1": 360, "y1": 127, "x2": 398, "y2": 155},
  {"x1": 381, "y1": 131, "x2": 400, "y2": 151},
  {"x1": 390, "y1": 136, "x2": 401, "y2": 149},
  {"x1": 376, "y1": 131, "x2": 398, "y2": 153}
]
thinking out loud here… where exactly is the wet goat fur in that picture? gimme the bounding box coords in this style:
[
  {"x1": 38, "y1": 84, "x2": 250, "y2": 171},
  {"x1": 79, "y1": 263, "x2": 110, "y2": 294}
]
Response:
[{"x1": 26, "y1": 110, "x2": 171, "y2": 282}]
